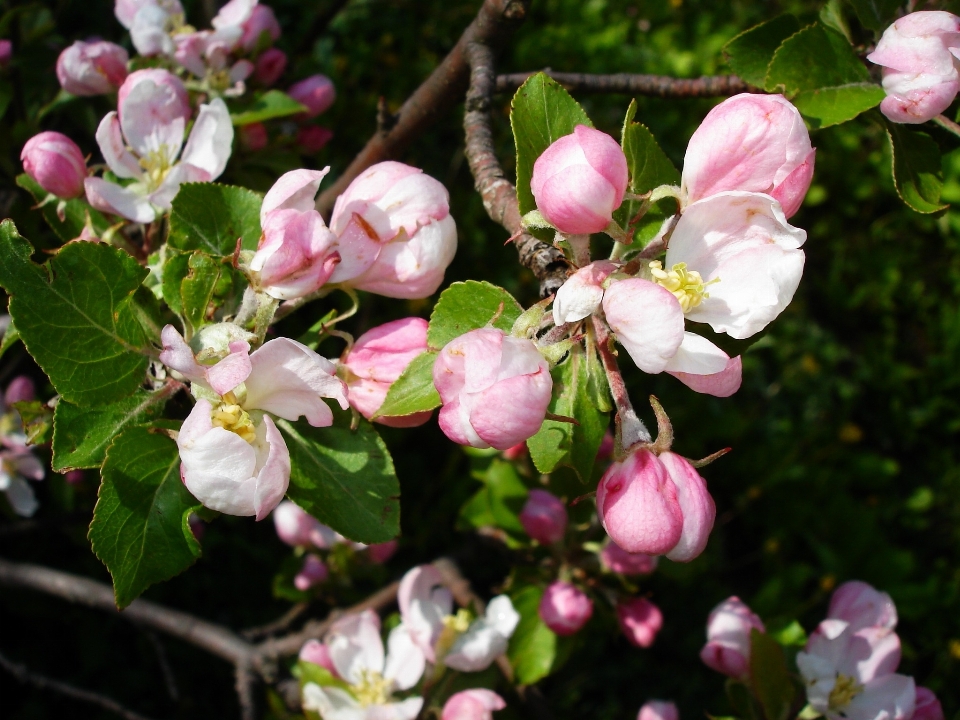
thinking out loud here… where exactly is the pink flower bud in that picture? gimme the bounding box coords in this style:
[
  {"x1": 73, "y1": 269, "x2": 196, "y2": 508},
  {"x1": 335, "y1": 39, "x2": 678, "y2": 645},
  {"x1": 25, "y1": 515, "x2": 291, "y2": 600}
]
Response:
[
  {"x1": 239, "y1": 122, "x2": 268, "y2": 151},
  {"x1": 273, "y1": 500, "x2": 321, "y2": 547},
  {"x1": 617, "y1": 597, "x2": 663, "y2": 648},
  {"x1": 867, "y1": 11, "x2": 960, "y2": 124},
  {"x1": 0, "y1": 40, "x2": 11, "y2": 68},
  {"x1": 600, "y1": 541, "x2": 658, "y2": 576},
  {"x1": 21, "y1": 132, "x2": 87, "y2": 199},
  {"x1": 253, "y1": 47, "x2": 287, "y2": 87},
  {"x1": 658, "y1": 452, "x2": 715, "y2": 563},
  {"x1": 433, "y1": 328, "x2": 552, "y2": 451},
  {"x1": 56, "y1": 40, "x2": 128, "y2": 96},
  {"x1": 638, "y1": 700, "x2": 679, "y2": 720},
  {"x1": 4, "y1": 376, "x2": 36, "y2": 405},
  {"x1": 553, "y1": 260, "x2": 617, "y2": 325},
  {"x1": 681, "y1": 94, "x2": 815, "y2": 218},
  {"x1": 342, "y1": 317, "x2": 431, "y2": 427},
  {"x1": 827, "y1": 580, "x2": 898, "y2": 632},
  {"x1": 297, "y1": 125, "x2": 333, "y2": 153},
  {"x1": 118, "y1": 69, "x2": 191, "y2": 125},
  {"x1": 519, "y1": 489, "x2": 568, "y2": 544},
  {"x1": 503, "y1": 442, "x2": 527, "y2": 460},
  {"x1": 240, "y1": 4, "x2": 281, "y2": 51},
  {"x1": 531, "y1": 125, "x2": 628, "y2": 235},
  {"x1": 366, "y1": 540, "x2": 398, "y2": 563},
  {"x1": 597, "y1": 449, "x2": 683, "y2": 555},
  {"x1": 299, "y1": 639, "x2": 340, "y2": 677},
  {"x1": 294, "y1": 554, "x2": 328, "y2": 590},
  {"x1": 914, "y1": 688, "x2": 944, "y2": 720},
  {"x1": 539, "y1": 581, "x2": 593, "y2": 636},
  {"x1": 288, "y1": 74, "x2": 336, "y2": 118},
  {"x1": 442, "y1": 689, "x2": 506, "y2": 720},
  {"x1": 699, "y1": 596, "x2": 765, "y2": 680},
  {"x1": 65, "y1": 470, "x2": 85, "y2": 485},
  {"x1": 597, "y1": 430, "x2": 614, "y2": 462}
]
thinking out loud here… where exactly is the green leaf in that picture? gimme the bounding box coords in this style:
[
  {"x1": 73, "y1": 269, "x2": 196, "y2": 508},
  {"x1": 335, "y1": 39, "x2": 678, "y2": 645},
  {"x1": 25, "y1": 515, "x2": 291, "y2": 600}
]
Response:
[
  {"x1": 749, "y1": 629, "x2": 797, "y2": 720},
  {"x1": 510, "y1": 73, "x2": 593, "y2": 215},
  {"x1": 12, "y1": 401, "x2": 52, "y2": 445},
  {"x1": 527, "y1": 346, "x2": 608, "y2": 482},
  {"x1": 458, "y1": 458, "x2": 528, "y2": 537},
  {"x1": 230, "y1": 90, "x2": 307, "y2": 125},
  {"x1": 279, "y1": 412, "x2": 400, "y2": 544},
  {"x1": 161, "y1": 250, "x2": 191, "y2": 318},
  {"x1": 52, "y1": 388, "x2": 171, "y2": 471},
  {"x1": 614, "y1": 100, "x2": 680, "y2": 228},
  {"x1": 765, "y1": 23, "x2": 870, "y2": 95},
  {"x1": 427, "y1": 281, "x2": 523, "y2": 350},
  {"x1": 0, "y1": 317, "x2": 19, "y2": 359},
  {"x1": 844, "y1": 0, "x2": 900, "y2": 32},
  {"x1": 168, "y1": 183, "x2": 263, "y2": 256},
  {"x1": 374, "y1": 351, "x2": 440, "y2": 419},
  {"x1": 792, "y1": 83, "x2": 885, "y2": 128},
  {"x1": 16, "y1": 174, "x2": 112, "y2": 244},
  {"x1": 885, "y1": 121, "x2": 948, "y2": 214},
  {"x1": 819, "y1": 0, "x2": 852, "y2": 43},
  {"x1": 723, "y1": 14, "x2": 801, "y2": 88},
  {"x1": 507, "y1": 585, "x2": 557, "y2": 684},
  {"x1": 89, "y1": 424, "x2": 202, "y2": 609},
  {"x1": 770, "y1": 620, "x2": 808, "y2": 648},
  {"x1": 0, "y1": 221, "x2": 151, "y2": 406}
]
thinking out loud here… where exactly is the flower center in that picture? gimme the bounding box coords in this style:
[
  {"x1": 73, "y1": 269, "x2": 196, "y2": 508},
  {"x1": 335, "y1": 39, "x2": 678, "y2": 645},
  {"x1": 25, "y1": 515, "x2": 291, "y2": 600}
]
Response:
[
  {"x1": 828, "y1": 673, "x2": 864, "y2": 711},
  {"x1": 140, "y1": 146, "x2": 177, "y2": 192},
  {"x1": 210, "y1": 401, "x2": 256, "y2": 443},
  {"x1": 649, "y1": 261, "x2": 717, "y2": 313},
  {"x1": 352, "y1": 669, "x2": 391, "y2": 707},
  {"x1": 435, "y1": 608, "x2": 472, "y2": 658}
]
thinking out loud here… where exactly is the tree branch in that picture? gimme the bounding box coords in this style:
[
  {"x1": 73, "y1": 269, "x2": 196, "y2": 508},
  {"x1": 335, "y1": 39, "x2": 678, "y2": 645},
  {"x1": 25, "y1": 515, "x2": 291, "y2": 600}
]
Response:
[
  {"x1": 495, "y1": 71, "x2": 752, "y2": 97},
  {"x1": 315, "y1": 0, "x2": 532, "y2": 216}
]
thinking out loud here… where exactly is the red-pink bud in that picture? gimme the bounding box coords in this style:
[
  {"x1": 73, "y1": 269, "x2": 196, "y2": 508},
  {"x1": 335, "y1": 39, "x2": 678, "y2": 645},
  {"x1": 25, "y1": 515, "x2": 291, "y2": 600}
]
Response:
[
  {"x1": 434, "y1": 328, "x2": 553, "y2": 451},
  {"x1": 288, "y1": 74, "x2": 336, "y2": 118},
  {"x1": 296, "y1": 125, "x2": 333, "y2": 153},
  {"x1": 539, "y1": 581, "x2": 593, "y2": 636},
  {"x1": 638, "y1": 700, "x2": 679, "y2": 720},
  {"x1": 914, "y1": 688, "x2": 945, "y2": 720},
  {"x1": 294, "y1": 554, "x2": 328, "y2": 590},
  {"x1": 0, "y1": 40, "x2": 11, "y2": 68},
  {"x1": 699, "y1": 596, "x2": 765, "y2": 680},
  {"x1": 531, "y1": 124, "x2": 628, "y2": 235},
  {"x1": 21, "y1": 132, "x2": 87, "y2": 199},
  {"x1": 65, "y1": 470, "x2": 85, "y2": 485},
  {"x1": 600, "y1": 541, "x2": 658, "y2": 575},
  {"x1": 659, "y1": 452, "x2": 715, "y2": 562},
  {"x1": 597, "y1": 449, "x2": 683, "y2": 555},
  {"x1": 56, "y1": 40, "x2": 128, "y2": 96},
  {"x1": 4, "y1": 376, "x2": 35, "y2": 405},
  {"x1": 442, "y1": 689, "x2": 506, "y2": 720},
  {"x1": 617, "y1": 597, "x2": 663, "y2": 648},
  {"x1": 827, "y1": 580, "x2": 897, "y2": 632},
  {"x1": 299, "y1": 639, "x2": 340, "y2": 677},
  {"x1": 254, "y1": 47, "x2": 287, "y2": 87},
  {"x1": 519, "y1": 489, "x2": 568, "y2": 544},
  {"x1": 342, "y1": 317, "x2": 431, "y2": 427},
  {"x1": 239, "y1": 122, "x2": 268, "y2": 151},
  {"x1": 503, "y1": 442, "x2": 527, "y2": 460},
  {"x1": 366, "y1": 540, "x2": 398, "y2": 564},
  {"x1": 240, "y1": 5, "x2": 281, "y2": 51}
]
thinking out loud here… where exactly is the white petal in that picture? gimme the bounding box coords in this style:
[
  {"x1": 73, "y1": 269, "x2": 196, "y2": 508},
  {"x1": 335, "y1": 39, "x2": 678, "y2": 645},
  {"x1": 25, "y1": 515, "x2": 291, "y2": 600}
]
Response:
[
  {"x1": 120, "y1": 79, "x2": 186, "y2": 160},
  {"x1": 383, "y1": 624, "x2": 426, "y2": 691},
  {"x1": 327, "y1": 610, "x2": 386, "y2": 686},
  {"x1": 95, "y1": 112, "x2": 142, "y2": 179},
  {"x1": 180, "y1": 98, "x2": 234, "y2": 181},
  {"x1": 601, "y1": 278, "x2": 685, "y2": 374},
  {"x1": 663, "y1": 332, "x2": 730, "y2": 375},
  {"x1": 261, "y1": 168, "x2": 330, "y2": 224},
  {"x1": 84, "y1": 177, "x2": 156, "y2": 223},
  {"x1": 444, "y1": 620, "x2": 507, "y2": 673},
  {"x1": 252, "y1": 416, "x2": 290, "y2": 521},
  {"x1": 301, "y1": 684, "x2": 365, "y2": 720},
  {"x1": 4, "y1": 476, "x2": 39, "y2": 517},
  {"x1": 484, "y1": 595, "x2": 520, "y2": 638}
]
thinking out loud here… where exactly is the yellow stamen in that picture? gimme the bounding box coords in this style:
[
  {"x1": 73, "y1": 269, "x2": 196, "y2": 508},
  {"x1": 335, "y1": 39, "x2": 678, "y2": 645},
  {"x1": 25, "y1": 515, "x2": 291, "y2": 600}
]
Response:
[
  {"x1": 649, "y1": 261, "x2": 718, "y2": 313},
  {"x1": 352, "y1": 669, "x2": 391, "y2": 707},
  {"x1": 828, "y1": 674, "x2": 865, "y2": 711},
  {"x1": 435, "y1": 609, "x2": 472, "y2": 659},
  {"x1": 210, "y1": 402, "x2": 257, "y2": 443},
  {"x1": 139, "y1": 145, "x2": 177, "y2": 192}
]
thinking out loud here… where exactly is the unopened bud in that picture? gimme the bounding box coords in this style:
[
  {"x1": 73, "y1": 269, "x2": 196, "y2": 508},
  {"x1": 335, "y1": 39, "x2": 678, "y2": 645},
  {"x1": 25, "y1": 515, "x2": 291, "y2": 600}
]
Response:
[
  {"x1": 539, "y1": 581, "x2": 593, "y2": 636},
  {"x1": 519, "y1": 489, "x2": 568, "y2": 544},
  {"x1": 21, "y1": 132, "x2": 87, "y2": 199}
]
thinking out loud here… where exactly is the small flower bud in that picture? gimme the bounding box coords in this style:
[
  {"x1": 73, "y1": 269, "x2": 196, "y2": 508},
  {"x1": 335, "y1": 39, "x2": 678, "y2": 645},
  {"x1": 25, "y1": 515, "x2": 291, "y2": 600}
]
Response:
[
  {"x1": 118, "y1": 69, "x2": 191, "y2": 124},
  {"x1": 827, "y1": 580, "x2": 897, "y2": 632},
  {"x1": 288, "y1": 74, "x2": 336, "y2": 118},
  {"x1": 659, "y1": 452, "x2": 715, "y2": 563},
  {"x1": 519, "y1": 489, "x2": 568, "y2": 544},
  {"x1": 531, "y1": 124, "x2": 628, "y2": 235},
  {"x1": 21, "y1": 132, "x2": 87, "y2": 199},
  {"x1": 914, "y1": 688, "x2": 945, "y2": 720},
  {"x1": 65, "y1": 470, "x2": 85, "y2": 485},
  {"x1": 4, "y1": 376, "x2": 35, "y2": 405},
  {"x1": 553, "y1": 261, "x2": 617, "y2": 325},
  {"x1": 699, "y1": 596, "x2": 765, "y2": 680},
  {"x1": 638, "y1": 700, "x2": 679, "y2": 720},
  {"x1": 600, "y1": 541, "x2": 658, "y2": 576},
  {"x1": 366, "y1": 540, "x2": 398, "y2": 564},
  {"x1": 56, "y1": 40, "x2": 129, "y2": 96},
  {"x1": 239, "y1": 122, "x2": 268, "y2": 151},
  {"x1": 617, "y1": 597, "x2": 663, "y2": 648},
  {"x1": 296, "y1": 125, "x2": 333, "y2": 153},
  {"x1": 442, "y1": 689, "x2": 506, "y2": 720},
  {"x1": 273, "y1": 500, "x2": 322, "y2": 547},
  {"x1": 254, "y1": 47, "x2": 287, "y2": 87},
  {"x1": 294, "y1": 554, "x2": 328, "y2": 590},
  {"x1": 0, "y1": 40, "x2": 11, "y2": 68},
  {"x1": 240, "y1": 5, "x2": 281, "y2": 51},
  {"x1": 299, "y1": 639, "x2": 340, "y2": 678},
  {"x1": 539, "y1": 581, "x2": 593, "y2": 636}
]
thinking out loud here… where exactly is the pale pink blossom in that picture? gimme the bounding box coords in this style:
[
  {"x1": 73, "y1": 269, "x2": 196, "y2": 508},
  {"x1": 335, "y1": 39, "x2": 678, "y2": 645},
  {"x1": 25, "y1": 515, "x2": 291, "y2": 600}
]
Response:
[
  {"x1": 116, "y1": 0, "x2": 184, "y2": 57},
  {"x1": 301, "y1": 610, "x2": 425, "y2": 720},
  {"x1": 341, "y1": 317, "x2": 431, "y2": 427},
  {"x1": 288, "y1": 74, "x2": 336, "y2": 117},
  {"x1": 0, "y1": 377, "x2": 44, "y2": 518},
  {"x1": 602, "y1": 279, "x2": 686, "y2": 374},
  {"x1": 253, "y1": 47, "x2": 287, "y2": 86},
  {"x1": 867, "y1": 12, "x2": 960, "y2": 124},
  {"x1": 552, "y1": 261, "x2": 617, "y2": 325},
  {"x1": 638, "y1": 700, "x2": 679, "y2": 720},
  {"x1": 273, "y1": 499, "x2": 338, "y2": 548},
  {"x1": 299, "y1": 639, "x2": 340, "y2": 678},
  {"x1": 600, "y1": 541, "x2": 658, "y2": 576},
  {"x1": 913, "y1": 688, "x2": 945, "y2": 720},
  {"x1": 531, "y1": 125, "x2": 628, "y2": 235},
  {"x1": 699, "y1": 596, "x2": 765, "y2": 680},
  {"x1": 294, "y1": 554, "x2": 328, "y2": 590},
  {"x1": 539, "y1": 581, "x2": 593, "y2": 636},
  {"x1": 56, "y1": 40, "x2": 129, "y2": 96},
  {"x1": 117, "y1": 69, "x2": 190, "y2": 123},
  {"x1": 518, "y1": 489, "x2": 568, "y2": 544},
  {"x1": 172, "y1": 27, "x2": 253, "y2": 92},
  {"x1": 442, "y1": 689, "x2": 506, "y2": 720},
  {"x1": 828, "y1": 581, "x2": 898, "y2": 633},
  {"x1": 240, "y1": 4, "x2": 281, "y2": 51},
  {"x1": 658, "y1": 452, "x2": 715, "y2": 562},
  {"x1": 433, "y1": 328, "x2": 552, "y2": 451},
  {"x1": 681, "y1": 94, "x2": 815, "y2": 218},
  {"x1": 398, "y1": 564, "x2": 519, "y2": 671},
  {"x1": 21, "y1": 132, "x2": 87, "y2": 199},
  {"x1": 617, "y1": 597, "x2": 663, "y2": 648},
  {"x1": 330, "y1": 161, "x2": 458, "y2": 299}
]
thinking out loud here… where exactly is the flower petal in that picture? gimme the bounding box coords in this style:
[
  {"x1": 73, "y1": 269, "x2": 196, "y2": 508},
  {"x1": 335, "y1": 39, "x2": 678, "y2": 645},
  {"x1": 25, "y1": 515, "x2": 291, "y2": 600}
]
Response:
[
  {"x1": 180, "y1": 98, "x2": 234, "y2": 181},
  {"x1": 84, "y1": 177, "x2": 156, "y2": 223},
  {"x1": 602, "y1": 278, "x2": 685, "y2": 374},
  {"x1": 95, "y1": 111, "x2": 142, "y2": 179}
]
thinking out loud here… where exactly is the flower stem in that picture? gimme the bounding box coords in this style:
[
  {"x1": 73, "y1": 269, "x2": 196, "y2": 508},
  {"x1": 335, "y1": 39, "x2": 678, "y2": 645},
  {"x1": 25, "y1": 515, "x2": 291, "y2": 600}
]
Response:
[
  {"x1": 934, "y1": 114, "x2": 960, "y2": 138},
  {"x1": 589, "y1": 315, "x2": 650, "y2": 454}
]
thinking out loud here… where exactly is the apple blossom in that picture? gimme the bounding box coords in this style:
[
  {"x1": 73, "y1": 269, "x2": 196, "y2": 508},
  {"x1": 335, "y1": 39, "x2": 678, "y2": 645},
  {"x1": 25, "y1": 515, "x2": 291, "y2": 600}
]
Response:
[
  {"x1": 398, "y1": 564, "x2": 519, "y2": 671},
  {"x1": 173, "y1": 30, "x2": 254, "y2": 93},
  {"x1": 56, "y1": 40, "x2": 129, "y2": 96},
  {"x1": 827, "y1": 580, "x2": 898, "y2": 632},
  {"x1": 617, "y1": 597, "x2": 663, "y2": 648},
  {"x1": 117, "y1": 69, "x2": 190, "y2": 123},
  {"x1": 329, "y1": 161, "x2": 458, "y2": 299},
  {"x1": 288, "y1": 74, "x2": 336, "y2": 117},
  {"x1": 867, "y1": 12, "x2": 960, "y2": 124},
  {"x1": 552, "y1": 261, "x2": 617, "y2": 325},
  {"x1": 539, "y1": 581, "x2": 593, "y2": 636},
  {"x1": 85, "y1": 70, "x2": 233, "y2": 223},
  {"x1": 301, "y1": 610, "x2": 425, "y2": 720},
  {"x1": 21, "y1": 132, "x2": 87, "y2": 200},
  {"x1": 341, "y1": 317, "x2": 432, "y2": 427},
  {"x1": 300, "y1": 639, "x2": 340, "y2": 678},
  {"x1": 253, "y1": 47, "x2": 287, "y2": 86},
  {"x1": 442, "y1": 690, "x2": 506, "y2": 720},
  {"x1": 658, "y1": 452, "x2": 715, "y2": 562},
  {"x1": 162, "y1": 324, "x2": 349, "y2": 519},
  {"x1": 241, "y1": 4, "x2": 281, "y2": 51},
  {"x1": 600, "y1": 541, "x2": 658, "y2": 576},
  {"x1": 433, "y1": 328, "x2": 552, "y2": 451},
  {"x1": 518, "y1": 489, "x2": 568, "y2": 544},
  {"x1": 1, "y1": 377, "x2": 44, "y2": 518},
  {"x1": 913, "y1": 687, "x2": 945, "y2": 720},
  {"x1": 531, "y1": 124, "x2": 628, "y2": 235},
  {"x1": 699, "y1": 596, "x2": 765, "y2": 680},
  {"x1": 638, "y1": 700, "x2": 679, "y2": 720},
  {"x1": 294, "y1": 554, "x2": 328, "y2": 590},
  {"x1": 115, "y1": 0, "x2": 185, "y2": 57},
  {"x1": 681, "y1": 94, "x2": 815, "y2": 218},
  {"x1": 273, "y1": 499, "x2": 338, "y2": 548},
  {"x1": 797, "y1": 619, "x2": 915, "y2": 720},
  {"x1": 297, "y1": 125, "x2": 334, "y2": 153}
]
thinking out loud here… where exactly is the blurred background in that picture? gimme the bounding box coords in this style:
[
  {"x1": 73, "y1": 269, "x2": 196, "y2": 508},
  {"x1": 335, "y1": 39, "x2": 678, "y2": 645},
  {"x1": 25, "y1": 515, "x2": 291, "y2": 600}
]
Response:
[{"x1": 1, "y1": 0, "x2": 959, "y2": 717}]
